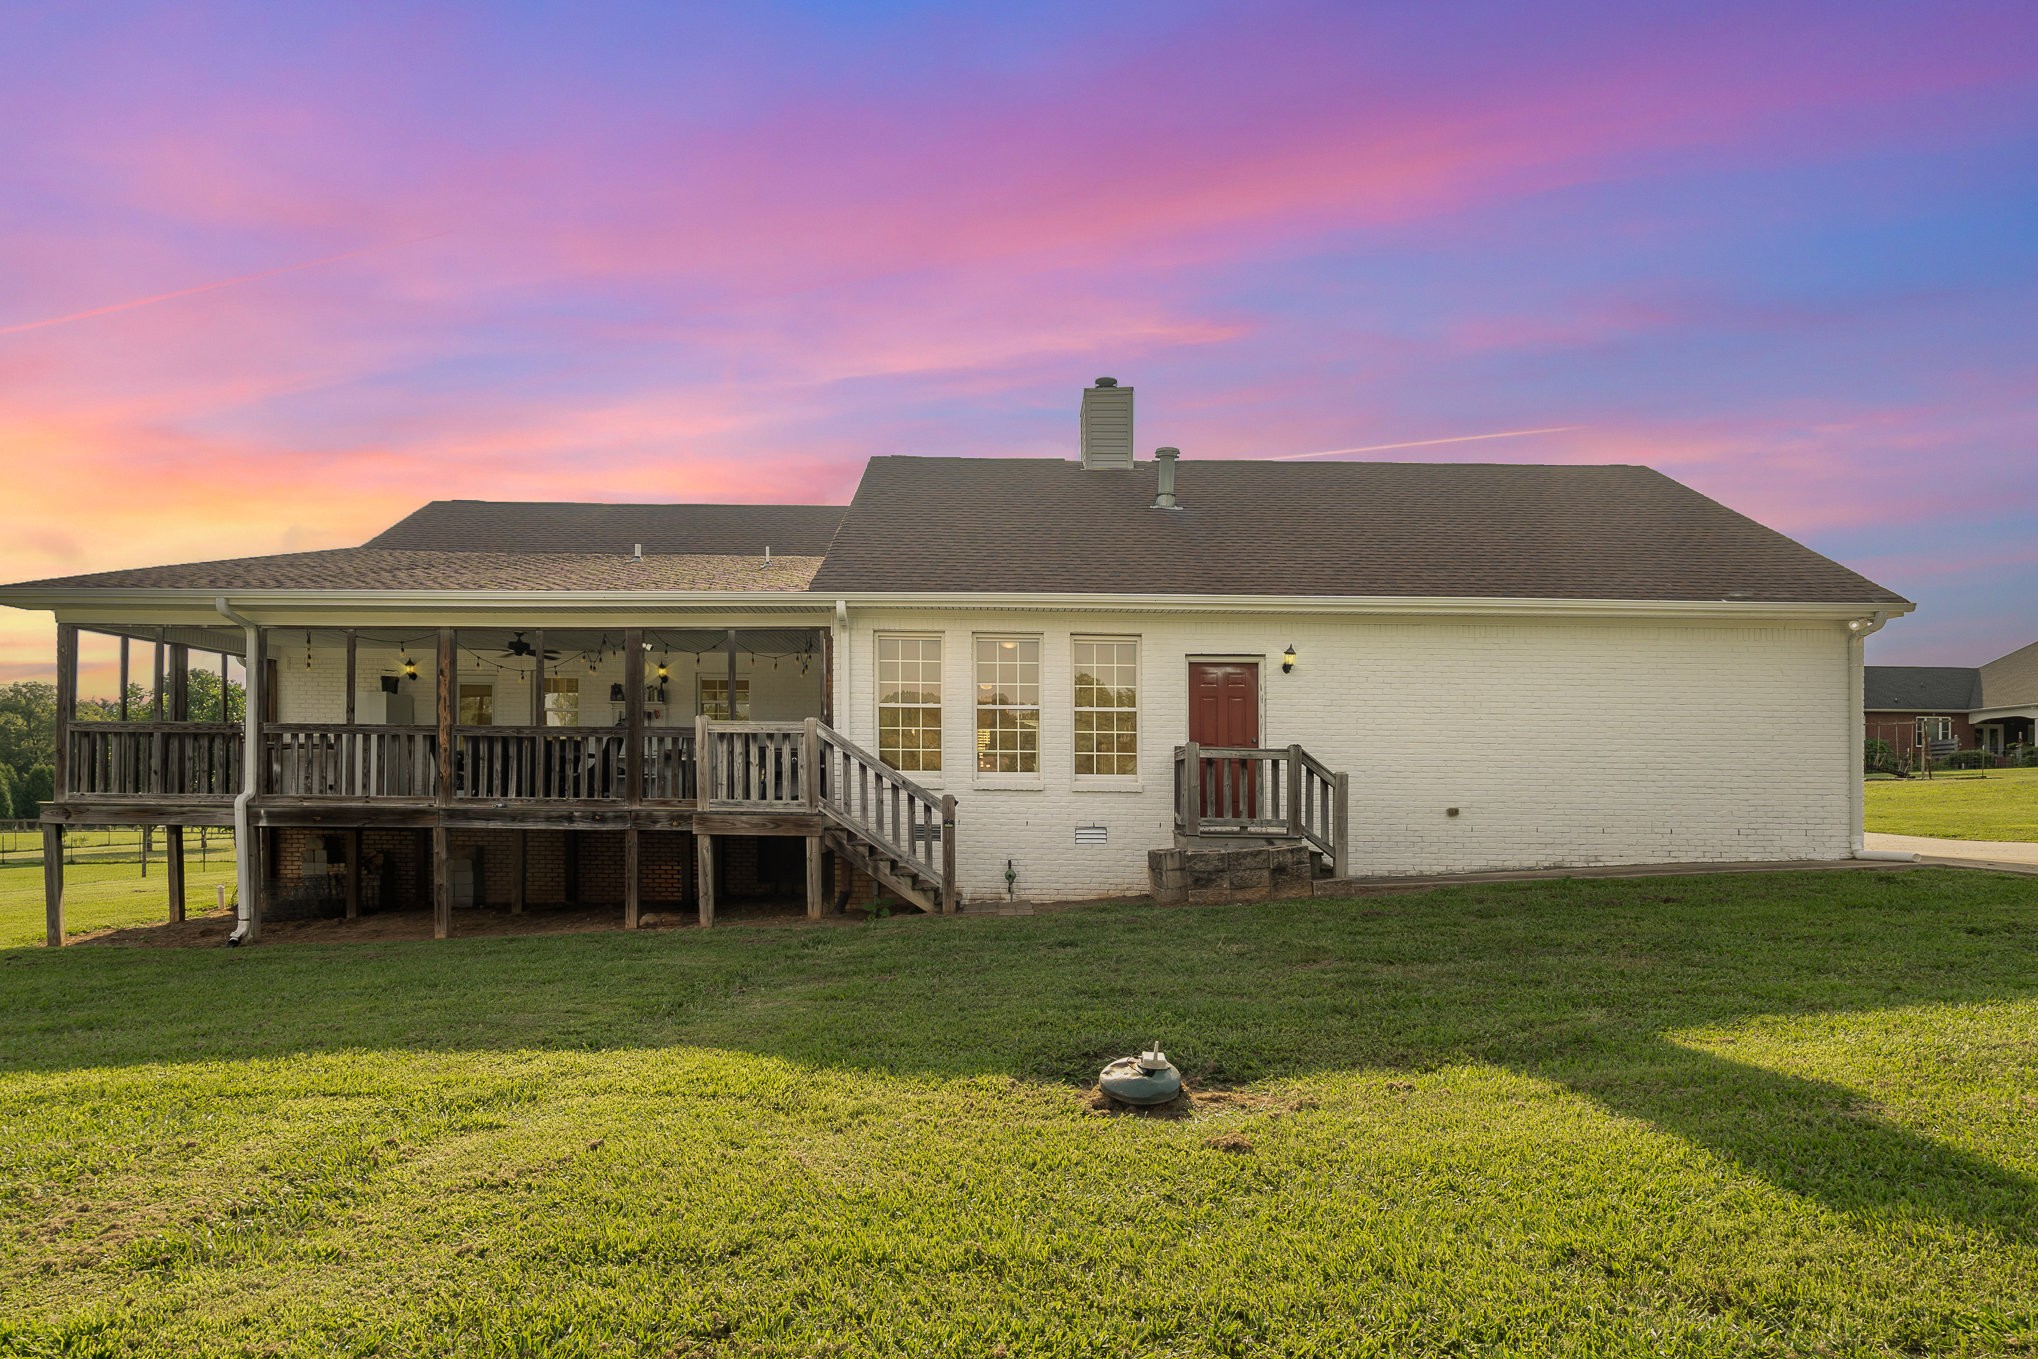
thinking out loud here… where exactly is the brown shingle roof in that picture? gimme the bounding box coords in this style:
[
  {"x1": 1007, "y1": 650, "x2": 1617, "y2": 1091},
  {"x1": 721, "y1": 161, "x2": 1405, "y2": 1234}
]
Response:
[
  {"x1": 810, "y1": 457, "x2": 1908, "y2": 604},
  {"x1": 7, "y1": 548, "x2": 822, "y2": 592},
  {"x1": 366, "y1": 500, "x2": 844, "y2": 555}
]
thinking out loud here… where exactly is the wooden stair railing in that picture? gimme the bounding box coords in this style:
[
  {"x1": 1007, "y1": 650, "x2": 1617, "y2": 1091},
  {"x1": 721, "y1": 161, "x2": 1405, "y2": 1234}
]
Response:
[
  {"x1": 1173, "y1": 741, "x2": 1348, "y2": 878},
  {"x1": 810, "y1": 718, "x2": 958, "y2": 914}
]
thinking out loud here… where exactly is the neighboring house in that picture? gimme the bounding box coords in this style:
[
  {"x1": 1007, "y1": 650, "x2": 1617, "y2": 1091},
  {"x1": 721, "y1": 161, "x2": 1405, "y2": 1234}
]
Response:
[
  {"x1": 1865, "y1": 641, "x2": 2038, "y2": 760},
  {"x1": 1, "y1": 379, "x2": 1911, "y2": 945}
]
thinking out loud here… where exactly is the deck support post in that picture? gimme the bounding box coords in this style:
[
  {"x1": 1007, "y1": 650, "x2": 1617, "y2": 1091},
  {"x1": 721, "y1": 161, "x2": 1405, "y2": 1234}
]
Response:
[
  {"x1": 940, "y1": 794, "x2": 958, "y2": 914},
  {"x1": 434, "y1": 629, "x2": 455, "y2": 807},
  {"x1": 343, "y1": 630, "x2": 357, "y2": 725},
  {"x1": 623, "y1": 826, "x2": 641, "y2": 930},
  {"x1": 43, "y1": 824, "x2": 64, "y2": 947},
  {"x1": 345, "y1": 828, "x2": 362, "y2": 920},
  {"x1": 531, "y1": 630, "x2": 545, "y2": 726},
  {"x1": 167, "y1": 826, "x2": 186, "y2": 923},
  {"x1": 623, "y1": 628, "x2": 644, "y2": 806},
  {"x1": 1332, "y1": 772, "x2": 1350, "y2": 879},
  {"x1": 54, "y1": 624, "x2": 76, "y2": 805},
  {"x1": 119, "y1": 635, "x2": 131, "y2": 721},
  {"x1": 511, "y1": 830, "x2": 526, "y2": 915},
  {"x1": 1285, "y1": 744, "x2": 1304, "y2": 838},
  {"x1": 1180, "y1": 741, "x2": 1202, "y2": 837},
  {"x1": 805, "y1": 834, "x2": 824, "y2": 920},
  {"x1": 696, "y1": 833, "x2": 716, "y2": 928},
  {"x1": 432, "y1": 823, "x2": 451, "y2": 940},
  {"x1": 725, "y1": 629, "x2": 739, "y2": 717}
]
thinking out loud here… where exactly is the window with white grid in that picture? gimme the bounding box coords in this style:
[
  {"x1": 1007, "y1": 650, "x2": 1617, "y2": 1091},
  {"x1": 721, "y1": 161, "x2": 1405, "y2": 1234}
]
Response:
[
  {"x1": 877, "y1": 635, "x2": 942, "y2": 772},
  {"x1": 975, "y1": 636, "x2": 1040, "y2": 774},
  {"x1": 1073, "y1": 638, "x2": 1138, "y2": 777}
]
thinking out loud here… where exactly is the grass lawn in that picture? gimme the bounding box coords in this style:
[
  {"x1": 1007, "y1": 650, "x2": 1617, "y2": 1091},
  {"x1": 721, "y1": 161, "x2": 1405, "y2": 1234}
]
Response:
[
  {"x1": 1864, "y1": 765, "x2": 2038, "y2": 841},
  {"x1": 3, "y1": 870, "x2": 2036, "y2": 1355},
  {"x1": 0, "y1": 857, "x2": 239, "y2": 949}
]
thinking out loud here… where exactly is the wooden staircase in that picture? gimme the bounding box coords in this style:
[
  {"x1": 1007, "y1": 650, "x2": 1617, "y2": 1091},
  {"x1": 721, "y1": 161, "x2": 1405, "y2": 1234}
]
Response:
[
  {"x1": 812, "y1": 721, "x2": 958, "y2": 914},
  {"x1": 693, "y1": 716, "x2": 958, "y2": 914},
  {"x1": 1172, "y1": 741, "x2": 1349, "y2": 878}
]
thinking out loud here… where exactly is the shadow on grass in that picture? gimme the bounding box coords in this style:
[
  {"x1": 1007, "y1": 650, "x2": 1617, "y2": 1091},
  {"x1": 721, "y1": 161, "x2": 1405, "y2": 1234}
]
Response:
[{"x1": 2, "y1": 867, "x2": 2034, "y2": 1237}]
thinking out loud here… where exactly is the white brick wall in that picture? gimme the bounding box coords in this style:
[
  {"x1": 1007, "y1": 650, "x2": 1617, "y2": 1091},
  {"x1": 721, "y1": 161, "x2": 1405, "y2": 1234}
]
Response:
[
  {"x1": 265, "y1": 613, "x2": 1858, "y2": 903},
  {"x1": 833, "y1": 609, "x2": 1857, "y2": 901}
]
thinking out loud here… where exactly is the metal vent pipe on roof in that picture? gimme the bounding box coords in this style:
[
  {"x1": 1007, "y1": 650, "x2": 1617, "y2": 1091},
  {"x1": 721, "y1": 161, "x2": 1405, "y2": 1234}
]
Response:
[{"x1": 1152, "y1": 447, "x2": 1180, "y2": 509}]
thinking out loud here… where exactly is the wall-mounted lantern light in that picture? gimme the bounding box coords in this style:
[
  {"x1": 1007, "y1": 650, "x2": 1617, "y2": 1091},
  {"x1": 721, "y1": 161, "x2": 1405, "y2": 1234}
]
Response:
[
  {"x1": 608, "y1": 682, "x2": 626, "y2": 702},
  {"x1": 401, "y1": 655, "x2": 419, "y2": 681},
  {"x1": 1281, "y1": 644, "x2": 1298, "y2": 674}
]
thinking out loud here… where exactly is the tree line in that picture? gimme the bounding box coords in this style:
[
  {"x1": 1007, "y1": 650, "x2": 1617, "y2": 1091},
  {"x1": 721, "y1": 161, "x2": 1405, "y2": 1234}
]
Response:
[{"x1": 0, "y1": 673, "x2": 245, "y2": 820}]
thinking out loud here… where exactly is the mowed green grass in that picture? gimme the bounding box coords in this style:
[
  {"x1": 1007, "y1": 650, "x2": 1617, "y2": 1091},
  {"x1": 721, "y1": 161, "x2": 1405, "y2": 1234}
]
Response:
[
  {"x1": 0, "y1": 857, "x2": 238, "y2": 949},
  {"x1": 1865, "y1": 765, "x2": 2038, "y2": 841},
  {"x1": 3, "y1": 870, "x2": 2037, "y2": 1356}
]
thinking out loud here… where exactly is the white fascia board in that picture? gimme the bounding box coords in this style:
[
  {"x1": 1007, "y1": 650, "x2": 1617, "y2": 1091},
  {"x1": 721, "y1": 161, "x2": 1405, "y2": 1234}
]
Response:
[
  {"x1": 0, "y1": 586, "x2": 1912, "y2": 626},
  {"x1": 1969, "y1": 704, "x2": 2038, "y2": 721}
]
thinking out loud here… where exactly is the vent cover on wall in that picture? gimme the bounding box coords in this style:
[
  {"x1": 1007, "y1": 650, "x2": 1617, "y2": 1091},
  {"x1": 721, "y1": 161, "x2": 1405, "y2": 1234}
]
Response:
[{"x1": 1075, "y1": 825, "x2": 1108, "y2": 845}]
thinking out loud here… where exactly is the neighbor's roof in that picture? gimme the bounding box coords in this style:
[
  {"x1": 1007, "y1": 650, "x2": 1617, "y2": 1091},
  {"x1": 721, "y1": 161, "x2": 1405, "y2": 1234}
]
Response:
[
  {"x1": 366, "y1": 500, "x2": 845, "y2": 556},
  {"x1": 811, "y1": 458, "x2": 1910, "y2": 603},
  {"x1": 5, "y1": 548, "x2": 823, "y2": 593},
  {"x1": 1863, "y1": 666, "x2": 1983, "y2": 712},
  {"x1": 3, "y1": 499, "x2": 843, "y2": 594},
  {"x1": 1978, "y1": 638, "x2": 2038, "y2": 710}
]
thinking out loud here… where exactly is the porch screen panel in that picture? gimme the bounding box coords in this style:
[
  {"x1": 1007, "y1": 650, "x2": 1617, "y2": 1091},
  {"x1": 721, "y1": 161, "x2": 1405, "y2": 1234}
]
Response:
[
  {"x1": 975, "y1": 636, "x2": 1039, "y2": 774},
  {"x1": 1073, "y1": 638, "x2": 1138, "y2": 777},
  {"x1": 877, "y1": 635, "x2": 942, "y2": 773}
]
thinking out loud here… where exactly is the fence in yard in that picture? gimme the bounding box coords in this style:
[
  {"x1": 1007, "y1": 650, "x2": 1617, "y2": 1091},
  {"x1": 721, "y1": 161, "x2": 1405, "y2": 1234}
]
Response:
[{"x1": 0, "y1": 823, "x2": 237, "y2": 872}]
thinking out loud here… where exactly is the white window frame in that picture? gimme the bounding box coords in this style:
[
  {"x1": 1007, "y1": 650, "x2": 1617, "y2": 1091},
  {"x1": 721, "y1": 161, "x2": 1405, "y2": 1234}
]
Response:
[
  {"x1": 1072, "y1": 635, "x2": 1140, "y2": 786},
  {"x1": 875, "y1": 633, "x2": 944, "y2": 776},
  {"x1": 1918, "y1": 715, "x2": 1953, "y2": 743},
  {"x1": 698, "y1": 675, "x2": 752, "y2": 721},
  {"x1": 542, "y1": 676, "x2": 581, "y2": 728},
  {"x1": 457, "y1": 681, "x2": 495, "y2": 727},
  {"x1": 974, "y1": 634, "x2": 1042, "y2": 782}
]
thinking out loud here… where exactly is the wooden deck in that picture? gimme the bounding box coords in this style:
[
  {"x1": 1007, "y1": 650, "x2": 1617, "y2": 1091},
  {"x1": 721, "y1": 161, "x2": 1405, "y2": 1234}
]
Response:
[{"x1": 39, "y1": 623, "x2": 958, "y2": 946}]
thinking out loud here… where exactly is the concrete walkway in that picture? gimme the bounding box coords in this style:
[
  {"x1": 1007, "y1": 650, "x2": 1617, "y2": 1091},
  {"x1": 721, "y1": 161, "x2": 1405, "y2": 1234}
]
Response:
[{"x1": 1864, "y1": 832, "x2": 2038, "y2": 873}]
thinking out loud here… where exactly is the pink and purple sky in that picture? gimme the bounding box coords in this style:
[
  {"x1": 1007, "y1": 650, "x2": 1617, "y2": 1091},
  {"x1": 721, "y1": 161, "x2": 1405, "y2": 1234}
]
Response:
[{"x1": 3, "y1": 1, "x2": 2035, "y2": 681}]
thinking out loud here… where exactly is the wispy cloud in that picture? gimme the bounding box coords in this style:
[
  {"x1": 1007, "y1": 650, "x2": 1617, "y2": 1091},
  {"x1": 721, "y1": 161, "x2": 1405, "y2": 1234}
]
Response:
[{"x1": 1269, "y1": 427, "x2": 1585, "y2": 461}]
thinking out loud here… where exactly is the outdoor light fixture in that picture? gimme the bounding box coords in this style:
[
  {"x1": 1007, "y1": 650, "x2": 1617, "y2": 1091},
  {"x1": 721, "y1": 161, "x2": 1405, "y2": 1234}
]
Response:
[
  {"x1": 401, "y1": 655, "x2": 418, "y2": 681},
  {"x1": 1282, "y1": 644, "x2": 1298, "y2": 674},
  {"x1": 656, "y1": 659, "x2": 670, "y2": 680},
  {"x1": 609, "y1": 682, "x2": 626, "y2": 702}
]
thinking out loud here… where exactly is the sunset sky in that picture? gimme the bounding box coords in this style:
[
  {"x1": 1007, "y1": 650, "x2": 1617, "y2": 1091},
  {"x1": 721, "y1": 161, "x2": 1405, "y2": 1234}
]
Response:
[{"x1": 3, "y1": 1, "x2": 2035, "y2": 685}]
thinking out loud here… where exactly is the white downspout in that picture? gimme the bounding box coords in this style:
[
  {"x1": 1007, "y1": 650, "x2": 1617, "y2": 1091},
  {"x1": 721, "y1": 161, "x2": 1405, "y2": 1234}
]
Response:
[
  {"x1": 1846, "y1": 612, "x2": 1904, "y2": 860},
  {"x1": 215, "y1": 597, "x2": 262, "y2": 942},
  {"x1": 834, "y1": 598, "x2": 850, "y2": 735}
]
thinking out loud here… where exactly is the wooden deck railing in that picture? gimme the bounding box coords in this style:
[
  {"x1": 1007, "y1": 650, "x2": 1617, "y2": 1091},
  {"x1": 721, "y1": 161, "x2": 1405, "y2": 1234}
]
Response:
[
  {"x1": 266, "y1": 724, "x2": 436, "y2": 798},
  {"x1": 1173, "y1": 741, "x2": 1348, "y2": 876},
  {"x1": 698, "y1": 720, "x2": 807, "y2": 806},
  {"x1": 66, "y1": 722, "x2": 242, "y2": 800}
]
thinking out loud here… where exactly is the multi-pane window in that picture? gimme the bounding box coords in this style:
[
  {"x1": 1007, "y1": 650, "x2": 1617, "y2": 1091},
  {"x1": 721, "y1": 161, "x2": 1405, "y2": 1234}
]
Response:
[
  {"x1": 458, "y1": 683, "x2": 494, "y2": 726},
  {"x1": 699, "y1": 677, "x2": 752, "y2": 720},
  {"x1": 877, "y1": 635, "x2": 942, "y2": 772},
  {"x1": 975, "y1": 636, "x2": 1040, "y2": 774},
  {"x1": 1073, "y1": 638, "x2": 1138, "y2": 777},
  {"x1": 1918, "y1": 716, "x2": 1952, "y2": 742},
  {"x1": 542, "y1": 676, "x2": 580, "y2": 727}
]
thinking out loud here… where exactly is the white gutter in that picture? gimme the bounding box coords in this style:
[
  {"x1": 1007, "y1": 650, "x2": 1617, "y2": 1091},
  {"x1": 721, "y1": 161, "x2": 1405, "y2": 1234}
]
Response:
[
  {"x1": 1848, "y1": 611, "x2": 1893, "y2": 860},
  {"x1": 214, "y1": 597, "x2": 261, "y2": 944}
]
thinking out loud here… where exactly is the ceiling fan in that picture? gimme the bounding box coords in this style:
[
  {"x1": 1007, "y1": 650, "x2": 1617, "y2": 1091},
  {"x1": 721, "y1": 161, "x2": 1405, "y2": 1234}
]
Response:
[{"x1": 495, "y1": 631, "x2": 562, "y2": 661}]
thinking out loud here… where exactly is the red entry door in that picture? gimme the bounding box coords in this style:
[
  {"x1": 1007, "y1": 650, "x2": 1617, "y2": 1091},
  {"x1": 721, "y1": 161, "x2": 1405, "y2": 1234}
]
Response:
[{"x1": 1188, "y1": 662, "x2": 1260, "y2": 819}]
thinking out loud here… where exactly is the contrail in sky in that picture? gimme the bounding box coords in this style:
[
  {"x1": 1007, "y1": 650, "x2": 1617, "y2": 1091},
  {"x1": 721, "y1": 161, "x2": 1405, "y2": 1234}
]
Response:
[
  {"x1": 0, "y1": 235, "x2": 445, "y2": 336},
  {"x1": 1271, "y1": 426, "x2": 1583, "y2": 459}
]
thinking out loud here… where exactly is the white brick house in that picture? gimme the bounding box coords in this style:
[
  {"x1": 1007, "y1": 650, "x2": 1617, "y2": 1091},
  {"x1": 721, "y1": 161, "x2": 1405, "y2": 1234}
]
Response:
[{"x1": 1, "y1": 379, "x2": 1909, "y2": 943}]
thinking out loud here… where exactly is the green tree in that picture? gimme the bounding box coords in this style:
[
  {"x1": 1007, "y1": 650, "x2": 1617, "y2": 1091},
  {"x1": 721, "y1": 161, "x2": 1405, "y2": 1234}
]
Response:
[
  {"x1": 184, "y1": 667, "x2": 246, "y2": 724},
  {"x1": 0, "y1": 763, "x2": 16, "y2": 824},
  {"x1": 0, "y1": 682, "x2": 56, "y2": 776},
  {"x1": 16, "y1": 764, "x2": 53, "y2": 819}
]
